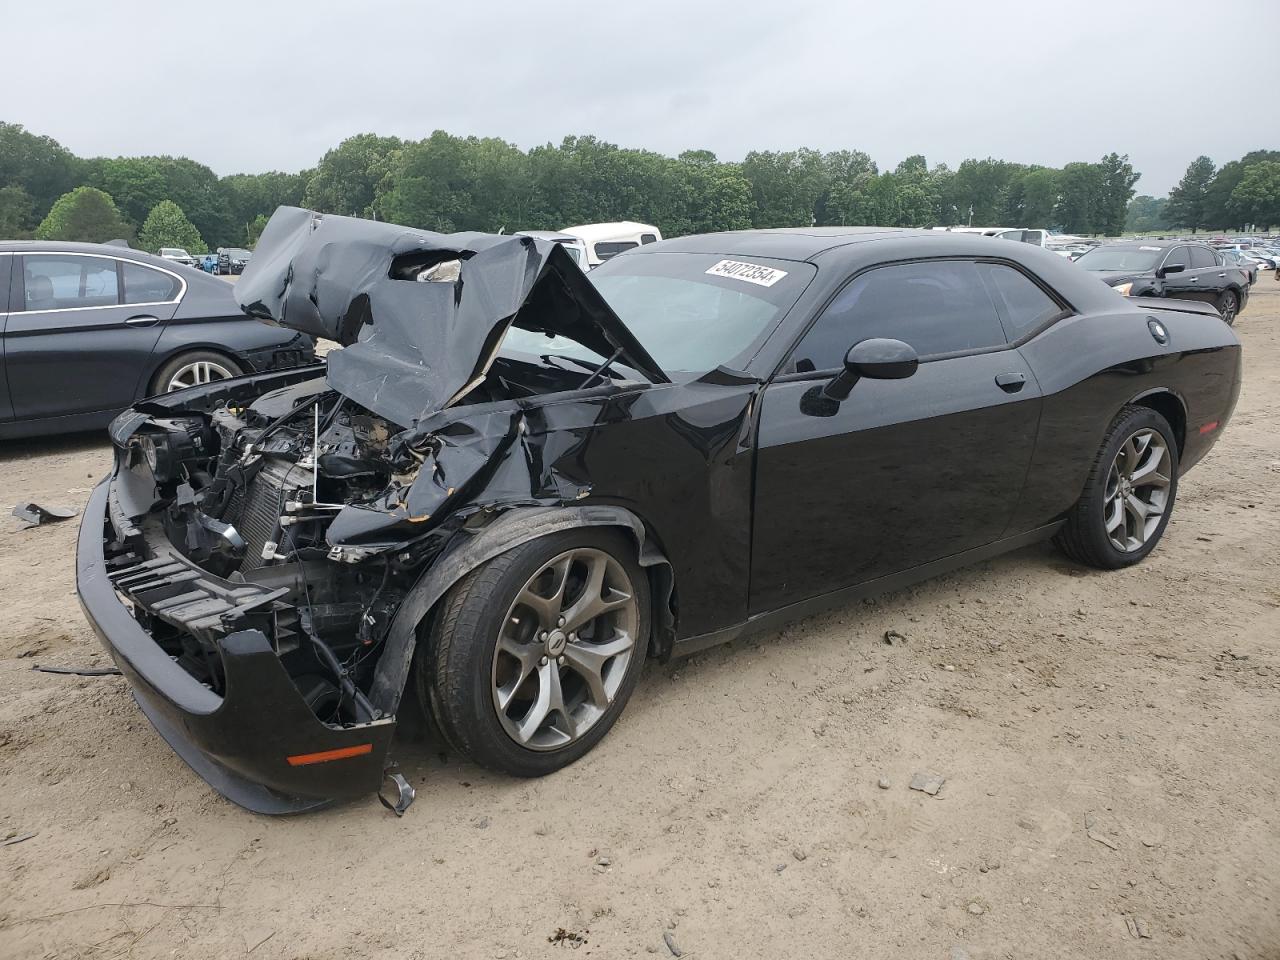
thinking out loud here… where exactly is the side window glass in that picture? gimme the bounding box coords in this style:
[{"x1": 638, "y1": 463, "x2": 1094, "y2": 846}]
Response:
[
  {"x1": 122, "y1": 262, "x2": 181, "y2": 304},
  {"x1": 640, "y1": 233, "x2": 658, "y2": 245},
  {"x1": 1163, "y1": 247, "x2": 1190, "y2": 269},
  {"x1": 595, "y1": 240, "x2": 639, "y2": 261},
  {"x1": 23, "y1": 256, "x2": 119, "y2": 311},
  {"x1": 1188, "y1": 246, "x2": 1216, "y2": 269},
  {"x1": 980, "y1": 264, "x2": 1063, "y2": 339},
  {"x1": 790, "y1": 260, "x2": 1006, "y2": 371}
]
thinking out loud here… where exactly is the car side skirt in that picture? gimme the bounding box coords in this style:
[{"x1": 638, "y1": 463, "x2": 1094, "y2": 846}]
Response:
[{"x1": 673, "y1": 521, "x2": 1064, "y2": 657}]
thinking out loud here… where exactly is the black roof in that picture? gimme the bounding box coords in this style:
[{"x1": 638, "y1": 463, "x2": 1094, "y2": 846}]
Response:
[{"x1": 653, "y1": 227, "x2": 921, "y2": 261}]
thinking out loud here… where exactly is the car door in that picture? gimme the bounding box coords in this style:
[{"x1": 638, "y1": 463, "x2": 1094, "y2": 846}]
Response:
[
  {"x1": 1156, "y1": 245, "x2": 1196, "y2": 301},
  {"x1": 748, "y1": 258, "x2": 1050, "y2": 614},
  {"x1": 6, "y1": 253, "x2": 181, "y2": 422},
  {"x1": 1186, "y1": 245, "x2": 1228, "y2": 302}
]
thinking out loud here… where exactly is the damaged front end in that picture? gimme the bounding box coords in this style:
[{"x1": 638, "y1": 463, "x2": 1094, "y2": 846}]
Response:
[{"x1": 77, "y1": 209, "x2": 670, "y2": 813}]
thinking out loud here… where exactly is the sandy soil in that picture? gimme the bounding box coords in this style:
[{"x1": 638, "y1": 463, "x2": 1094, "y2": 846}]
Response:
[{"x1": 1, "y1": 281, "x2": 1277, "y2": 960}]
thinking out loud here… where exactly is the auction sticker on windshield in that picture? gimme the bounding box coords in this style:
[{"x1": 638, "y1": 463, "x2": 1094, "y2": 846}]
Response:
[{"x1": 705, "y1": 259, "x2": 789, "y2": 287}]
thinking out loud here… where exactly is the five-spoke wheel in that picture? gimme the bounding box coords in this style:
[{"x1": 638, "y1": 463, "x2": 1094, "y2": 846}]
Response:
[
  {"x1": 420, "y1": 529, "x2": 650, "y2": 777},
  {"x1": 1055, "y1": 405, "x2": 1180, "y2": 569},
  {"x1": 491, "y1": 548, "x2": 639, "y2": 751},
  {"x1": 1102, "y1": 428, "x2": 1172, "y2": 553}
]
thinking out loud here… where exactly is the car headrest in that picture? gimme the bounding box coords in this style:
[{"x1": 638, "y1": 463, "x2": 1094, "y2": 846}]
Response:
[{"x1": 26, "y1": 274, "x2": 54, "y2": 301}]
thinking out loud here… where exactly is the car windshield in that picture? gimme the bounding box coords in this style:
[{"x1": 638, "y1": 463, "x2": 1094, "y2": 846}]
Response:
[
  {"x1": 226, "y1": 249, "x2": 251, "y2": 258},
  {"x1": 501, "y1": 251, "x2": 816, "y2": 378},
  {"x1": 558, "y1": 244, "x2": 584, "y2": 267},
  {"x1": 161, "y1": 248, "x2": 187, "y2": 257},
  {"x1": 1075, "y1": 247, "x2": 1162, "y2": 272}
]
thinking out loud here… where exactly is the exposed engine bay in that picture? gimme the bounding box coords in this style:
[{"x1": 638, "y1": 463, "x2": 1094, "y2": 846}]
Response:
[
  {"x1": 118, "y1": 381, "x2": 405, "y2": 724},
  {"x1": 112, "y1": 355, "x2": 619, "y2": 729},
  {"x1": 81, "y1": 206, "x2": 681, "y2": 812}
]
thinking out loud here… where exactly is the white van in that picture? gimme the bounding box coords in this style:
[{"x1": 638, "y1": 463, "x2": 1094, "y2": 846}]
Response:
[
  {"x1": 930, "y1": 226, "x2": 1051, "y2": 247},
  {"x1": 559, "y1": 221, "x2": 663, "y2": 268},
  {"x1": 513, "y1": 231, "x2": 590, "y2": 270}
]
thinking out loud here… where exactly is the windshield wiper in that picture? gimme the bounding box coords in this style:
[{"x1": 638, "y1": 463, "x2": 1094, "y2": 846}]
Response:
[{"x1": 540, "y1": 352, "x2": 625, "y2": 384}]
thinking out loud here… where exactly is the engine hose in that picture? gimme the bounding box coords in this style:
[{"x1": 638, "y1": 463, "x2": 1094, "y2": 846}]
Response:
[{"x1": 306, "y1": 631, "x2": 379, "y2": 723}]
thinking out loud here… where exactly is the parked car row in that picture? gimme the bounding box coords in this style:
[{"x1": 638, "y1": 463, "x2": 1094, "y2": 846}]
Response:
[
  {"x1": 158, "y1": 246, "x2": 256, "y2": 275},
  {"x1": 1073, "y1": 239, "x2": 1252, "y2": 324},
  {"x1": 941, "y1": 228, "x2": 1262, "y2": 323}
]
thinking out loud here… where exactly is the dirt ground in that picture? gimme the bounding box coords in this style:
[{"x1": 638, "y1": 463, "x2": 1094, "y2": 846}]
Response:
[{"x1": 1, "y1": 281, "x2": 1277, "y2": 960}]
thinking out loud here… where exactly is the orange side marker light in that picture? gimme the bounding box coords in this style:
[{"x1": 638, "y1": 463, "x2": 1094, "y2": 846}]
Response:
[{"x1": 286, "y1": 743, "x2": 374, "y2": 766}]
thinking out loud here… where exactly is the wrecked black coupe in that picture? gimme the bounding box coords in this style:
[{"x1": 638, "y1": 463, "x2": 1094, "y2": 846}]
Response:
[{"x1": 77, "y1": 210, "x2": 1242, "y2": 813}]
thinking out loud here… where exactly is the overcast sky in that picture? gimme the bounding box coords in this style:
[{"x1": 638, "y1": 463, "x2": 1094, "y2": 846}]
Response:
[{"x1": 9, "y1": 0, "x2": 1277, "y2": 196}]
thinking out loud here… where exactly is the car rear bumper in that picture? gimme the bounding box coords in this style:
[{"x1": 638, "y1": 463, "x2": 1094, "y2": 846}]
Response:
[{"x1": 76, "y1": 479, "x2": 395, "y2": 814}]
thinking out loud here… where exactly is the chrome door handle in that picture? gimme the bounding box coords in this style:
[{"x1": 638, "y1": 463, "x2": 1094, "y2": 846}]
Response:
[{"x1": 125, "y1": 315, "x2": 159, "y2": 326}]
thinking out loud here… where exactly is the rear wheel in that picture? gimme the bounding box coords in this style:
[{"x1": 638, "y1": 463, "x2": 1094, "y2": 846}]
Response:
[
  {"x1": 420, "y1": 529, "x2": 649, "y2": 777},
  {"x1": 151, "y1": 350, "x2": 243, "y2": 394},
  {"x1": 1054, "y1": 405, "x2": 1179, "y2": 569},
  {"x1": 1216, "y1": 289, "x2": 1239, "y2": 325}
]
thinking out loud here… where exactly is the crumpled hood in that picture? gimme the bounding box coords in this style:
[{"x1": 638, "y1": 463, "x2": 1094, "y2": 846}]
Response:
[{"x1": 236, "y1": 207, "x2": 667, "y2": 427}]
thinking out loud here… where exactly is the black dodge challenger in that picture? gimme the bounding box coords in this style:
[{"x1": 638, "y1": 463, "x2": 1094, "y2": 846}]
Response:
[{"x1": 77, "y1": 208, "x2": 1242, "y2": 813}]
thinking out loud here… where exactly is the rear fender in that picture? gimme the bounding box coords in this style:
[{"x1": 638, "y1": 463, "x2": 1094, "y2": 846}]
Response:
[{"x1": 367, "y1": 505, "x2": 675, "y2": 715}]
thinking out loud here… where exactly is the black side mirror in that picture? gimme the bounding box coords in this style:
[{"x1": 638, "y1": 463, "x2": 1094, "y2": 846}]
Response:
[
  {"x1": 823, "y1": 338, "x2": 919, "y2": 401},
  {"x1": 1156, "y1": 263, "x2": 1185, "y2": 278}
]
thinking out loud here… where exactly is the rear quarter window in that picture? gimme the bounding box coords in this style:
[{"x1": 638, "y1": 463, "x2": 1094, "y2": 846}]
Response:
[
  {"x1": 123, "y1": 262, "x2": 181, "y2": 303},
  {"x1": 979, "y1": 263, "x2": 1064, "y2": 339}
]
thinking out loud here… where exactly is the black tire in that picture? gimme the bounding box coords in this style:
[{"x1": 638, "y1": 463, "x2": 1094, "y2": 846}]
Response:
[
  {"x1": 419, "y1": 528, "x2": 650, "y2": 777},
  {"x1": 149, "y1": 350, "x2": 244, "y2": 395},
  {"x1": 1054, "y1": 405, "x2": 1179, "y2": 570},
  {"x1": 1216, "y1": 289, "x2": 1239, "y2": 326}
]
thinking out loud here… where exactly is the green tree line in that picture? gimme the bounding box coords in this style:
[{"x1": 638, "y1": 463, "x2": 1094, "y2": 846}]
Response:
[
  {"x1": 1124, "y1": 152, "x2": 1280, "y2": 234},
  {"x1": 2, "y1": 120, "x2": 1273, "y2": 251}
]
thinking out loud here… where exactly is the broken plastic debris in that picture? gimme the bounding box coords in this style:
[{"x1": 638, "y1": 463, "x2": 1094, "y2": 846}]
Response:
[
  {"x1": 909, "y1": 772, "x2": 946, "y2": 796},
  {"x1": 378, "y1": 769, "x2": 416, "y2": 817},
  {"x1": 11, "y1": 502, "x2": 79, "y2": 526},
  {"x1": 32, "y1": 664, "x2": 122, "y2": 677}
]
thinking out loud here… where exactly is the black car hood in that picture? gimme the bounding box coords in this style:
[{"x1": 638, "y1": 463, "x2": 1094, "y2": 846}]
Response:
[{"x1": 236, "y1": 207, "x2": 667, "y2": 427}]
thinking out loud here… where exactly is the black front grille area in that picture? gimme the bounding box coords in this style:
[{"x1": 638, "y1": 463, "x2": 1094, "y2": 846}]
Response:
[
  {"x1": 109, "y1": 553, "x2": 290, "y2": 644},
  {"x1": 235, "y1": 459, "x2": 309, "y2": 570}
]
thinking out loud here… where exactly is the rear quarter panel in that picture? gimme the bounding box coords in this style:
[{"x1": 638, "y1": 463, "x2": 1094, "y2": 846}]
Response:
[
  {"x1": 1011, "y1": 304, "x2": 1240, "y2": 532},
  {"x1": 143, "y1": 316, "x2": 309, "y2": 398}
]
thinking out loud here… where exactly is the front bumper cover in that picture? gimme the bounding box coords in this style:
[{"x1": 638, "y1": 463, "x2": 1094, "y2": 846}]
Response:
[{"x1": 76, "y1": 480, "x2": 396, "y2": 814}]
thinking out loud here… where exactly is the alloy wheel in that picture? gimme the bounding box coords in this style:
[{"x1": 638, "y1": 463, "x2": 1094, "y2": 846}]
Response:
[
  {"x1": 167, "y1": 359, "x2": 235, "y2": 391},
  {"x1": 491, "y1": 548, "x2": 638, "y2": 751},
  {"x1": 1103, "y1": 428, "x2": 1172, "y2": 552},
  {"x1": 1221, "y1": 293, "x2": 1238, "y2": 324}
]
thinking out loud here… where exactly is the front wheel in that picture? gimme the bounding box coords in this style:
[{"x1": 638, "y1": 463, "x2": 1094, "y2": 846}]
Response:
[
  {"x1": 420, "y1": 529, "x2": 650, "y2": 777},
  {"x1": 1054, "y1": 405, "x2": 1179, "y2": 569},
  {"x1": 1216, "y1": 289, "x2": 1239, "y2": 325}
]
